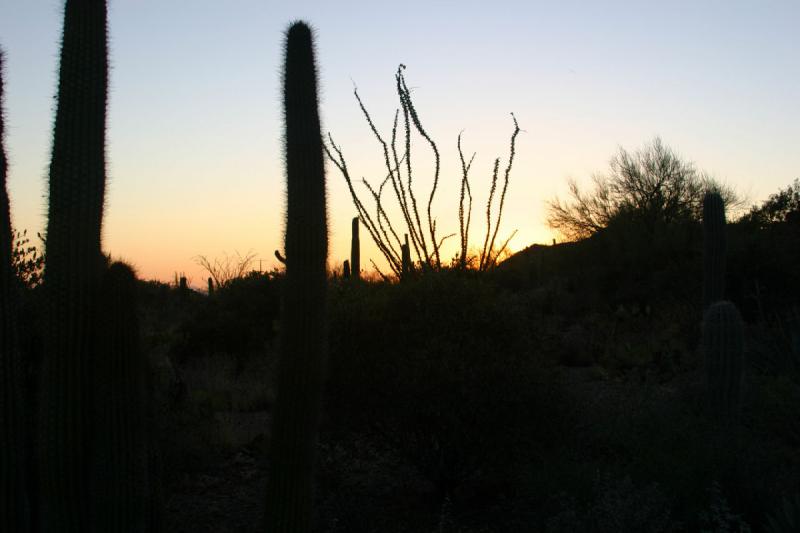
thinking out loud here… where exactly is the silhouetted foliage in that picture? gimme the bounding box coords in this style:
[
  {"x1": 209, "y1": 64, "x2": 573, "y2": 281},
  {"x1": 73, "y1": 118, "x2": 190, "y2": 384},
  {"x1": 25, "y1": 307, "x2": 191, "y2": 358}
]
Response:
[
  {"x1": 326, "y1": 270, "x2": 565, "y2": 501},
  {"x1": 547, "y1": 137, "x2": 741, "y2": 241},
  {"x1": 739, "y1": 178, "x2": 800, "y2": 228},
  {"x1": 11, "y1": 228, "x2": 45, "y2": 289},
  {"x1": 193, "y1": 250, "x2": 257, "y2": 290},
  {"x1": 172, "y1": 271, "x2": 280, "y2": 365}
]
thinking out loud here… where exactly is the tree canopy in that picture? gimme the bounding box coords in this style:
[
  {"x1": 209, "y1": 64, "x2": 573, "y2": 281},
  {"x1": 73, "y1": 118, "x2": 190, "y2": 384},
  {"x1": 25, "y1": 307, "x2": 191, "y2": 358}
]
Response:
[{"x1": 547, "y1": 137, "x2": 741, "y2": 240}]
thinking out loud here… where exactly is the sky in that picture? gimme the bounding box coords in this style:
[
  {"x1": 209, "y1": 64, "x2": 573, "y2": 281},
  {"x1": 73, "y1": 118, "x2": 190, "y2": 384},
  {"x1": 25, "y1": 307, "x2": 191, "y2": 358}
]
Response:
[{"x1": 1, "y1": 1, "x2": 798, "y2": 285}]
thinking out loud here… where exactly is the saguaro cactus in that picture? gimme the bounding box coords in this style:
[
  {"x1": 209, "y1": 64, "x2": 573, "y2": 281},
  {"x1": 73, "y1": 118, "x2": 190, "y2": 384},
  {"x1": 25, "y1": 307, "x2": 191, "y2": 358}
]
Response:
[
  {"x1": 1, "y1": 49, "x2": 32, "y2": 533},
  {"x1": 703, "y1": 300, "x2": 744, "y2": 421},
  {"x1": 92, "y1": 262, "x2": 148, "y2": 531},
  {"x1": 265, "y1": 21, "x2": 329, "y2": 533},
  {"x1": 38, "y1": 0, "x2": 109, "y2": 530},
  {"x1": 351, "y1": 216, "x2": 360, "y2": 279},
  {"x1": 401, "y1": 233, "x2": 411, "y2": 277},
  {"x1": 703, "y1": 191, "x2": 726, "y2": 310}
]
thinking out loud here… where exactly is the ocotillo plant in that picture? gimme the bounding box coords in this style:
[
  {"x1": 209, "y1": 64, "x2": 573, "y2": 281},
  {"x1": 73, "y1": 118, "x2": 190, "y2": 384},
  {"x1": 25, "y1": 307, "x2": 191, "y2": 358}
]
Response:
[
  {"x1": 92, "y1": 262, "x2": 148, "y2": 531},
  {"x1": 351, "y1": 216, "x2": 360, "y2": 279},
  {"x1": 38, "y1": 0, "x2": 109, "y2": 530},
  {"x1": 703, "y1": 300, "x2": 744, "y2": 421},
  {"x1": 265, "y1": 21, "x2": 329, "y2": 533},
  {"x1": 703, "y1": 191, "x2": 726, "y2": 310},
  {"x1": 1, "y1": 48, "x2": 32, "y2": 533}
]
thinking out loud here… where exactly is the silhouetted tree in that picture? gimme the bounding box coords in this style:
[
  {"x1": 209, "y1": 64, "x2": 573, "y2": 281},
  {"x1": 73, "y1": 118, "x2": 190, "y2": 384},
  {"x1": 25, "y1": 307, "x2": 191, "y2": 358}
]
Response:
[
  {"x1": 739, "y1": 178, "x2": 800, "y2": 228},
  {"x1": 547, "y1": 137, "x2": 741, "y2": 240},
  {"x1": 193, "y1": 250, "x2": 257, "y2": 289}
]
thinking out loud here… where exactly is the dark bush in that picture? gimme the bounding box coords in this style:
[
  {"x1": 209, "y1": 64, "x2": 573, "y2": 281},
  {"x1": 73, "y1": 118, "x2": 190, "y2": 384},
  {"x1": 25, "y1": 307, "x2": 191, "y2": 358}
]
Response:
[
  {"x1": 172, "y1": 271, "x2": 281, "y2": 366},
  {"x1": 326, "y1": 270, "x2": 563, "y2": 501}
]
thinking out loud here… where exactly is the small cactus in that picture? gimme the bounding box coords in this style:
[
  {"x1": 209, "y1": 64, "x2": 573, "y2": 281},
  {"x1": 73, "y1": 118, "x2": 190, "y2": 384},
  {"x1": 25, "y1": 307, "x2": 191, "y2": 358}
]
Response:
[
  {"x1": 401, "y1": 233, "x2": 411, "y2": 278},
  {"x1": 703, "y1": 300, "x2": 744, "y2": 421},
  {"x1": 703, "y1": 191, "x2": 726, "y2": 310},
  {"x1": 351, "y1": 216, "x2": 360, "y2": 279},
  {"x1": 91, "y1": 262, "x2": 148, "y2": 531},
  {"x1": 343, "y1": 259, "x2": 351, "y2": 278},
  {"x1": 265, "y1": 21, "x2": 329, "y2": 533}
]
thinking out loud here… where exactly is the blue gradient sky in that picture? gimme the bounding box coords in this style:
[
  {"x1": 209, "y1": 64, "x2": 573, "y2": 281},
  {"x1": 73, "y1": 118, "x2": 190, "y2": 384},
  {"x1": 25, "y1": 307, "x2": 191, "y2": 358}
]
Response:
[{"x1": 1, "y1": 1, "x2": 798, "y2": 283}]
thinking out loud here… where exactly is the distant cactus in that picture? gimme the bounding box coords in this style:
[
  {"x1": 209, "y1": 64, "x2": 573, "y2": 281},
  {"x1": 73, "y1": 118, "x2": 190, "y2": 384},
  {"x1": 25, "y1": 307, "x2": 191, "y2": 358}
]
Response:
[
  {"x1": 91, "y1": 262, "x2": 148, "y2": 531},
  {"x1": 343, "y1": 259, "x2": 351, "y2": 278},
  {"x1": 1, "y1": 48, "x2": 32, "y2": 533},
  {"x1": 703, "y1": 191, "x2": 726, "y2": 310},
  {"x1": 703, "y1": 301, "x2": 744, "y2": 421},
  {"x1": 401, "y1": 233, "x2": 411, "y2": 277},
  {"x1": 207, "y1": 276, "x2": 214, "y2": 295},
  {"x1": 351, "y1": 216, "x2": 360, "y2": 279},
  {"x1": 38, "y1": 0, "x2": 110, "y2": 529},
  {"x1": 264, "y1": 21, "x2": 329, "y2": 533}
]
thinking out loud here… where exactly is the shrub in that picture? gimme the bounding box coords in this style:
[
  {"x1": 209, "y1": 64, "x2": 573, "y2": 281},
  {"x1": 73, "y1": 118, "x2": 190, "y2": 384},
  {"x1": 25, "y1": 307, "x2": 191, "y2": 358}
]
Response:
[
  {"x1": 172, "y1": 271, "x2": 280, "y2": 366},
  {"x1": 547, "y1": 137, "x2": 741, "y2": 241},
  {"x1": 326, "y1": 270, "x2": 561, "y2": 500}
]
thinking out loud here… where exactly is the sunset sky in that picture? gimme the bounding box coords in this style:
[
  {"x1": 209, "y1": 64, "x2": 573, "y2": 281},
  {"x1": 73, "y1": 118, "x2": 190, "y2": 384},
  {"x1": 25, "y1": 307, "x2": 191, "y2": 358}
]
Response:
[{"x1": 1, "y1": 1, "x2": 798, "y2": 285}]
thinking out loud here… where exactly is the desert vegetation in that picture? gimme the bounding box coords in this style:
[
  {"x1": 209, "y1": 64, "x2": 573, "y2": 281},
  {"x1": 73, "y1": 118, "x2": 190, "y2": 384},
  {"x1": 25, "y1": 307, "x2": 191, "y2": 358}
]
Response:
[{"x1": 1, "y1": 2, "x2": 799, "y2": 533}]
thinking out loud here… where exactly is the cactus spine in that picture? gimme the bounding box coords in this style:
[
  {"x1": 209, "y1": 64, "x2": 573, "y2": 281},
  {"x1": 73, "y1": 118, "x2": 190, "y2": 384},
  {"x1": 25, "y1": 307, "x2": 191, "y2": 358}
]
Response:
[
  {"x1": 265, "y1": 21, "x2": 329, "y2": 532},
  {"x1": 38, "y1": 0, "x2": 109, "y2": 529},
  {"x1": 1, "y1": 49, "x2": 32, "y2": 533},
  {"x1": 351, "y1": 216, "x2": 360, "y2": 279},
  {"x1": 92, "y1": 262, "x2": 148, "y2": 530},
  {"x1": 703, "y1": 300, "x2": 744, "y2": 421},
  {"x1": 703, "y1": 191, "x2": 726, "y2": 310}
]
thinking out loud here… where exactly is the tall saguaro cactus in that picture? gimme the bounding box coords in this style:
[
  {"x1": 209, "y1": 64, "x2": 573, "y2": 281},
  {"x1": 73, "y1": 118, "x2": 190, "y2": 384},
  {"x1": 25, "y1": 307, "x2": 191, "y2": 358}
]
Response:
[
  {"x1": 1, "y1": 49, "x2": 32, "y2": 533},
  {"x1": 39, "y1": 0, "x2": 109, "y2": 530},
  {"x1": 351, "y1": 216, "x2": 360, "y2": 279},
  {"x1": 703, "y1": 191, "x2": 726, "y2": 310},
  {"x1": 265, "y1": 21, "x2": 329, "y2": 533},
  {"x1": 703, "y1": 300, "x2": 744, "y2": 421}
]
